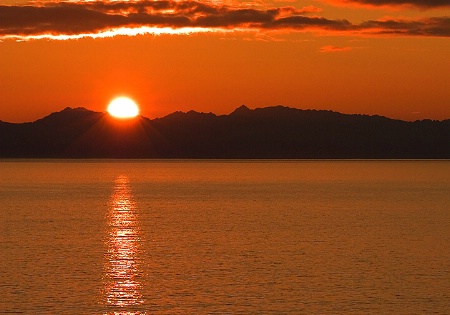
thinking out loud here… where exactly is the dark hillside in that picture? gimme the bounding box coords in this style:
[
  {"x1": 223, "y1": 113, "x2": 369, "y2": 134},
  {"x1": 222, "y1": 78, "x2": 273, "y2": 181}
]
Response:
[{"x1": 1, "y1": 106, "x2": 449, "y2": 158}]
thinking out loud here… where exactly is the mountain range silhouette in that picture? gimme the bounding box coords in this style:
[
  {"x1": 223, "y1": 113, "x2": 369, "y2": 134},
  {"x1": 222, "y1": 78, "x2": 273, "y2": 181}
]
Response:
[{"x1": 1, "y1": 105, "x2": 449, "y2": 158}]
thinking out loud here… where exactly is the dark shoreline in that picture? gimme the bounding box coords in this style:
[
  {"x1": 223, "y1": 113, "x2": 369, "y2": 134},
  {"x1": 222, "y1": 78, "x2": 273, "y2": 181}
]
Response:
[{"x1": 2, "y1": 105, "x2": 449, "y2": 159}]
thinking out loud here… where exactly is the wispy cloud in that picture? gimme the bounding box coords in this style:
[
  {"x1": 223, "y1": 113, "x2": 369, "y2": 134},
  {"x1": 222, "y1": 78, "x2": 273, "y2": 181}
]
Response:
[
  {"x1": 0, "y1": 0, "x2": 449, "y2": 40},
  {"x1": 319, "y1": 45, "x2": 353, "y2": 52}
]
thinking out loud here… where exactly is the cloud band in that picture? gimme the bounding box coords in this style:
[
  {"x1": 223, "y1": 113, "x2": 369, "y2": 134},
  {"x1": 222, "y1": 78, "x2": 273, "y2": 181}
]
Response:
[{"x1": 0, "y1": 0, "x2": 449, "y2": 40}]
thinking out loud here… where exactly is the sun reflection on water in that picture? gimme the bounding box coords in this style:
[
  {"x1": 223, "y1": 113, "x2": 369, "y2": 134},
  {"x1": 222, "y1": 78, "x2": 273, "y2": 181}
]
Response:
[{"x1": 104, "y1": 175, "x2": 146, "y2": 315}]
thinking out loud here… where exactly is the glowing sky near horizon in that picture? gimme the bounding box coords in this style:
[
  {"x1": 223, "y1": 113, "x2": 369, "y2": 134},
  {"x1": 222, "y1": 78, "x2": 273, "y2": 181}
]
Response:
[{"x1": 0, "y1": 0, "x2": 449, "y2": 122}]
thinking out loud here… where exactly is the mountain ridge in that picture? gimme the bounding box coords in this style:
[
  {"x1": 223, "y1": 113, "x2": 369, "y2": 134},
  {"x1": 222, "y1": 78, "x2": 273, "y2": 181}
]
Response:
[{"x1": 1, "y1": 105, "x2": 449, "y2": 158}]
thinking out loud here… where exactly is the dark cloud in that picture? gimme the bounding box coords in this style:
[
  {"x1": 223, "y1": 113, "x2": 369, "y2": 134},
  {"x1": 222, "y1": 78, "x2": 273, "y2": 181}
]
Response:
[
  {"x1": 268, "y1": 15, "x2": 352, "y2": 30},
  {"x1": 329, "y1": 0, "x2": 450, "y2": 8},
  {"x1": 359, "y1": 17, "x2": 450, "y2": 36},
  {"x1": 0, "y1": 0, "x2": 449, "y2": 39},
  {"x1": 0, "y1": 4, "x2": 126, "y2": 35},
  {"x1": 194, "y1": 8, "x2": 275, "y2": 27}
]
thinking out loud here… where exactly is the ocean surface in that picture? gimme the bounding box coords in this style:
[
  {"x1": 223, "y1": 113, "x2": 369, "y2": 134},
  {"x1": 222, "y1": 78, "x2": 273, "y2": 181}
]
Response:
[{"x1": 1, "y1": 160, "x2": 449, "y2": 314}]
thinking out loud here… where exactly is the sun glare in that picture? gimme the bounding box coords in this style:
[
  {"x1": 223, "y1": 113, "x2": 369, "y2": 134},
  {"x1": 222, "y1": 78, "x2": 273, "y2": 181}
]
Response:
[{"x1": 107, "y1": 97, "x2": 140, "y2": 119}]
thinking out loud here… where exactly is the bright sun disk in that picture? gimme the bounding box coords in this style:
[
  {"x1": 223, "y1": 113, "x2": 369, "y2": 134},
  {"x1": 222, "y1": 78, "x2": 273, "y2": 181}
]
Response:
[{"x1": 107, "y1": 97, "x2": 139, "y2": 118}]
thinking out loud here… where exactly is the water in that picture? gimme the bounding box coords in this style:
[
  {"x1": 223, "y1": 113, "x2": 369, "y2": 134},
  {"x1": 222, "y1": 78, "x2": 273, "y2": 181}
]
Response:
[{"x1": 1, "y1": 160, "x2": 449, "y2": 314}]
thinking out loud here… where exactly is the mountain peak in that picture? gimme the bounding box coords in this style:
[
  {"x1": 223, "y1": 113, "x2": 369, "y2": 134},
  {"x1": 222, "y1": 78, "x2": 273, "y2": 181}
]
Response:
[
  {"x1": 34, "y1": 106, "x2": 101, "y2": 125},
  {"x1": 231, "y1": 105, "x2": 251, "y2": 116},
  {"x1": 61, "y1": 106, "x2": 90, "y2": 112}
]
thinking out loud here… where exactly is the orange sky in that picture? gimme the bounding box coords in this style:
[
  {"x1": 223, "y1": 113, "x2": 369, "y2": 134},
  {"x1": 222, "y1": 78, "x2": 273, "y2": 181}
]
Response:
[{"x1": 1, "y1": 0, "x2": 449, "y2": 122}]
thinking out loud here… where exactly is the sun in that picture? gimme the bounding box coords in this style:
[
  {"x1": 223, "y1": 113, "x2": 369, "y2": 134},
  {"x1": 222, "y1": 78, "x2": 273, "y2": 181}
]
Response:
[{"x1": 107, "y1": 97, "x2": 140, "y2": 119}]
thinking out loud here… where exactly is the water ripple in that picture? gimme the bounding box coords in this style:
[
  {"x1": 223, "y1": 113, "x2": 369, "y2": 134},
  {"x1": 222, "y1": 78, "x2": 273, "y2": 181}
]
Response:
[{"x1": 103, "y1": 175, "x2": 145, "y2": 315}]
